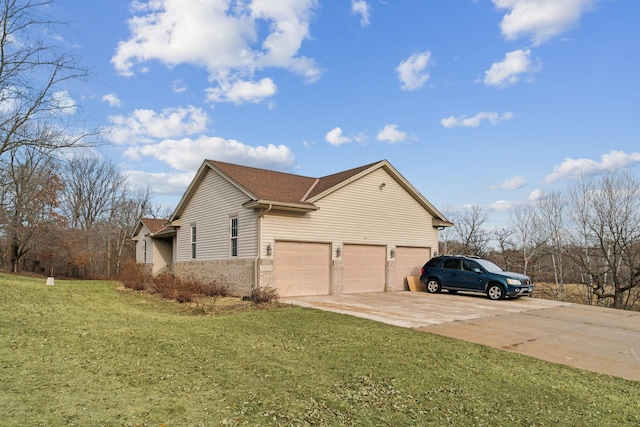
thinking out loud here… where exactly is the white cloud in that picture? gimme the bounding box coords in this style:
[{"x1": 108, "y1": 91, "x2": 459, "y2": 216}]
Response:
[
  {"x1": 325, "y1": 127, "x2": 352, "y2": 146},
  {"x1": 483, "y1": 49, "x2": 539, "y2": 88},
  {"x1": 545, "y1": 150, "x2": 640, "y2": 182},
  {"x1": 491, "y1": 176, "x2": 526, "y2": 190},
  {"x1": 396, "y1": 51, "x2": 431, "y2": 91},
  {"x1": 102, "y1": 93, "x2": 121, "y2": 108},
  {"x1": 52, "y1": 90, "x2": 77, "y2": 115},
  {"x1": 301, "y1": 140, "x2": 315, "y2": 149},
  {"x1": 352, "y1": 0, "x2": 370, "y2": 26},
  {"x1": 206, "y1": 78, "x2": 277, "y2": 104},
  {"x1": 376, "y1": 124, "x2": 407, "y2": 144},
  {"x1": 172, "y1": 80, "x2": 187, "y2": 94},
  {"x1": 107, "y1": 105, "x2": 209, "y2": 144},
  {"x1": 123, "y1": 170, "x2": 196, "y2": 195},
  {"x1": 112, "y1": 0, "x2": 320, "y2": 92},
  {"x1": 528, "y1": 189, "x2": 545, "y2": 201},
  {"x1": 0, "y1": 87, "x2": 18, "y2": 115},
  {"x1": 125, "y1": 135, "x2": 295, "y2": 172},
  {"x1": 493, "y1": 0, "x2": 600, "y2": 46},
  {"x1": 488, "y1": 200, "x2": 520, "y2": 211},
  {"x1": 441, "y1": 111, "x2": 514, "y2": 128}
]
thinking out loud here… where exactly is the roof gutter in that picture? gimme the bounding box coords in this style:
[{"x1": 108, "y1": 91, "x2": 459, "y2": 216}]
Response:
[{"x1": 243, "y1": 199, "x2": 318, "y2": 213}]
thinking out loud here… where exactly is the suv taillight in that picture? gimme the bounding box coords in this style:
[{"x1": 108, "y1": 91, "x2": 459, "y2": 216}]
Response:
[{"x1": 420, "y1": 267, "x2": 425, "y2": 276}]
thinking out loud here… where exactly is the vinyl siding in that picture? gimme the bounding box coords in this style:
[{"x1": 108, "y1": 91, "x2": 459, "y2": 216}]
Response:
[
  {"x1": 134, "y1": 225, "x2": 151, "y2": 263},
  {"x1": 176, "y1": 168, "x2": 258, "y2": 261},
  {"x1": 263, "y1": 168, "x2": 437, "y2": 248},
  {"x1": 152, "y1": 239, "x2": 173, "y2": 274}
]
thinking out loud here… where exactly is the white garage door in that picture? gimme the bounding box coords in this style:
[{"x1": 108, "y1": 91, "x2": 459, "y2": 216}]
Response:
[
  {"x1": 275, "y1": 241, "x2": 330, "y2": 297},
  {"x1": 395, "y1": 247, "x2": 431, "y2": 291},
  {"x1": 343, "y1": 244, "x2": 386, "y2": 294}
]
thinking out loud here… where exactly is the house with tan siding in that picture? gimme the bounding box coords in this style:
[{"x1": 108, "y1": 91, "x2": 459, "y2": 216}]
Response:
[{"x1": 132, "y1": 159, "x2": 452, "y2": 297}]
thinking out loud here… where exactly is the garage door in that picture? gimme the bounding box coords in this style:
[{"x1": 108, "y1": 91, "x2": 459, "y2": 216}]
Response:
[
  {"x1": 343, "y1": 244, "x2": 386, "y2": 293},
  {"x1": 275, "y1": 241, "x2": 330, "y2": 297},
  {"x1": 395, "y1": 247, "x2": 431, "y2": 291}
]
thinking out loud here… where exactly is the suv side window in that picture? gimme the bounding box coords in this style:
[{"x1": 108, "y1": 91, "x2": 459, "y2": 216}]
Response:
[
  {"x1": 443, "y1": 259, "x2": 460, "y2": 270},
  {"x1": 463, "y1": 260, "x2": 481, "y2": 272},
  {"x1": 425, "y1": 258, "x2": 441, "y2": 268}
]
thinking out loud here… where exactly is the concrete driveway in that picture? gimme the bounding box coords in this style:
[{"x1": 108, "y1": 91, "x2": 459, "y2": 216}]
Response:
[{"x1": 282, "y1": 292, "x2": 640, "y2": 382}]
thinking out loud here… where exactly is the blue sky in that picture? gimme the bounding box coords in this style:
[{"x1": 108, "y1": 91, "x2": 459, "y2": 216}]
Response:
[{"x1": 50, "y1": 0, "x2": 639, "y2": 225}]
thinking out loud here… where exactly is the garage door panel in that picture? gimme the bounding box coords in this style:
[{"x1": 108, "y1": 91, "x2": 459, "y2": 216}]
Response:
[
  {"x1": 395, "y1": 247, "x2": 431, "y2": 291},
  {"x1": 343, "y1": 244, "x2": 385, "y2": 294},
  {"x1": 275, "y1": 242, "x2": 330, "y2": 297}
]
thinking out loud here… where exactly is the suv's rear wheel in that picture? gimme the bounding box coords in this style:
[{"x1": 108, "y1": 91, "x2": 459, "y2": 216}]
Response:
[
  {"x1": 426, "y1": 279, "x2": 441, "y2": 293},
  {"x1": 487, "y1": 284, "x2": 505, "y2": 300}
]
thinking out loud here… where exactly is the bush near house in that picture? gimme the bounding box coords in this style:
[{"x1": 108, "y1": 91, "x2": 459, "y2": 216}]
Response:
[{"x1": 117, "y1": 263, "x2": 230, "y2": 304}]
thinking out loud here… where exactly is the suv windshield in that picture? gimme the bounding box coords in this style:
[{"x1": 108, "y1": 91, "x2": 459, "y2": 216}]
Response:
[{"x1": 476, "y1": 259, "x2": 503, "y2": 273}]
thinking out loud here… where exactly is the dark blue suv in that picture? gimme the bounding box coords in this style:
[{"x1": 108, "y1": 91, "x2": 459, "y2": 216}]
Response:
[{"x1": 420, "y1": 255, "x2": 533, "y2": 300}]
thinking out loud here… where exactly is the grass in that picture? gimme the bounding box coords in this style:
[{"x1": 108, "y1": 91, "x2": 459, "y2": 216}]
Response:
[{"x1": 1, "y1": 274, "x2": 639, "y2": 426}]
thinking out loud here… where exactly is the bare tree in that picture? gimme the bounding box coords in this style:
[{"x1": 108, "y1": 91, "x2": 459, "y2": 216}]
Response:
[
  {"x1": 566, "y1": 171, "x2": 640, "y2": 309},
  {"x1": 535, "y1": 190, "x2": 567, "y2": 300},
  {"x1": 0, "y1": 0, "x2": 96, "y2": 159},
  {"x1": 0, "y1": 147, "x2": 63, "y2": 272},
  {"x1": 0, "y1": 0, "x2": 100, "y2": 274},
  {"x1": 452, "y1": 205, "x2": 491, "y2": 257},
  {"x1": 106, "y1": 184, "x2": 153, "y2": 277},
  {"x1": 58, "y1": 156, "x2": 153, "y2": 278},
  {"x1": 493, "y1": 227, "x2": 516, "y2": 271},
  {"x1": 509, "y1": 205, "x2": 546, "y2": 277},
  {"x1": 60, "y1": 156, "x2": 127, "y2": 229},
  {"x1": 438, "y1": 205, "x2": 458, "y2": 255}
]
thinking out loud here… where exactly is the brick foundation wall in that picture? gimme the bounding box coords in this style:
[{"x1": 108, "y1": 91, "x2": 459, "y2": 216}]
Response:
[
  {"x1": 257, "y1": 259, "x2": 275, "y2": 289},
  {"x1": 174, "y1": 259, "x2": 255, "y2": 297},
  {"x1": 331, "y1": 258, "x2": 344, "y2": 295},
  {"x1": 386, "y1": 260, "x2": 395, "y2": 292}
]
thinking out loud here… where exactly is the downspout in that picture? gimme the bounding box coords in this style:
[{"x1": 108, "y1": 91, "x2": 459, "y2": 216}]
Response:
[{"x1": 254, "y1": 204, "x2": 273, "y2": 291}]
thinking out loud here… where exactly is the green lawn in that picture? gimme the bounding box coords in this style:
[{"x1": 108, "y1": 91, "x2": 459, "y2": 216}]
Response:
[{"x1": 1, "y1": 274, "x2": 638, "y2": 426}]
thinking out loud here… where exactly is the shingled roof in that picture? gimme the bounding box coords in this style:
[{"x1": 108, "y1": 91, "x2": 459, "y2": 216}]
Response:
[
  {"x1": 207, "y1": 160, "x2": 380, "y2": 205},
  {"x1": 132, "y1": 217, "x2": 173, "y2": 240},
  {"x1": 207, "y1": 160, "x2": 318, "y2": 205},
  {"x1": 140, "y1": 218, "x2": 167, "y2": 234}
]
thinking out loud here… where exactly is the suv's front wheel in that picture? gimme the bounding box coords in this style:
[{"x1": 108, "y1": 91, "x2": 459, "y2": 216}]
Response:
[
  {"x1": 487, "y1": 284, "x2": 505, "y2": 300},
  {"x1": 425, "y1": 279, "x2": 441, "y2": 293}
]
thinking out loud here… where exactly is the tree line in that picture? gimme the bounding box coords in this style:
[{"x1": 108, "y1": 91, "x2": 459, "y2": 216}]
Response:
[
  {"x1": 0, "y1": 152, "x2": 158, "y2": 278},
  {"x1": 441, "y1": 170, "x2": 640, "y2": 310}
]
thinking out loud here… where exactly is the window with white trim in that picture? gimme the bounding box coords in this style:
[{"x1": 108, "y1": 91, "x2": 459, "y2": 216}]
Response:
[
  {"x1": 191, "y1": 225, "x2": 197, "y2": 259},
  {"x1": 143, "y1": 239, "x2": 148, "y2": 263},
  {"x1": 230, "y1": 216, "x2": 238, "y2": 257}
]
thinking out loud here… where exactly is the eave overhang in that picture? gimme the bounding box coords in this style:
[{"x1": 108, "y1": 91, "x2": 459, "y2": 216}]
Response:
[
  {"x1": 433, "y1": 219, "x2": 454, "y2": 228},
  {"x1": 242, "y1": 199, "x2": 319, "y2": 213},
  {"x1": 151, "y1": 227, "x2": 178, "y2": 238}
]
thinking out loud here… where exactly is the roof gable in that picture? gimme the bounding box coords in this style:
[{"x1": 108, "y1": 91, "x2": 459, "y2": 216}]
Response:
[
  {"x1": 170, "y1": 159, "x2": 451, "y2": 226},
  {"x1": 306, "y1": 160, "x2": 451, "y2": 225},
  {"x1": 306, "y1": 161, "x2": 380, "y2": 199},
  {"x1": 141, "y1": 218, "x2": 167, "y2": 234},
  {"x1": 132, "y1": 217, "x2": 170, "y2": 240}
]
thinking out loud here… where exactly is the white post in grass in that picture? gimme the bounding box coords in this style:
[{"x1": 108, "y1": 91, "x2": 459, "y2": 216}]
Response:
[{"x1": 46, "y1": 269, "x2": 55, "y2": 286}]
